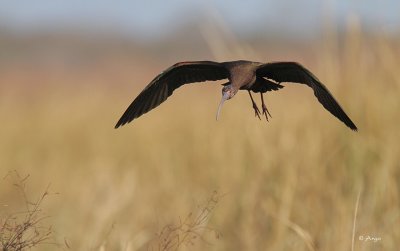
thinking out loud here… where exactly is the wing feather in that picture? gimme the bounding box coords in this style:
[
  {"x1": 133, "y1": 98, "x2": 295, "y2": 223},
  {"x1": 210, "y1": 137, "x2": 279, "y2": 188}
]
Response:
[
  {"x1": 115, "y1": 61, "x2": 229, "y2": 128},
  {"x1": 257, "y1": 62, "x2": 357, "y2": 130}
]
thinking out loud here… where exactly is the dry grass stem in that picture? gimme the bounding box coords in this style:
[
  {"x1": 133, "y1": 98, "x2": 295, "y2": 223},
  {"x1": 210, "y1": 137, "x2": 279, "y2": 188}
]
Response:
[
  {"x1": 148, "y1": 191, "x2": 221, "y2": 251},
  {"x1": 351, "y1": 189, "x2": 362, "y2": 251},
  {"x1": 0, "y1": 171, "x2": 56, "y2": 251}
]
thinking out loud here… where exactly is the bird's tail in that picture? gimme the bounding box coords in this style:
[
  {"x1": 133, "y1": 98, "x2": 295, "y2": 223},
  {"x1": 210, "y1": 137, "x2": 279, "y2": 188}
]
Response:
[{"x1": 250, "y1": 77, "x2": 284, "y2": 93}]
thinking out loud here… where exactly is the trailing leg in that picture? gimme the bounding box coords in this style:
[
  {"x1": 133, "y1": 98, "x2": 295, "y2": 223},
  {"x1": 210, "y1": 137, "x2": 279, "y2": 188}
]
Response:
[
  {"x1": 260, "y1": 93, "x2": 272, "y2": 121},
  {"x1": 248, "y1": 91, "x2": 261, "y2": 120}
]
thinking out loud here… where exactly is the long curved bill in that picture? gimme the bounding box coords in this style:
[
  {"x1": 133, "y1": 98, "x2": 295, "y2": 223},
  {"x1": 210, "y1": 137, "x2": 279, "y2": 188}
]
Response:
[{"x1": 216, "y1": 92, "x2": 230, "y2": 121}]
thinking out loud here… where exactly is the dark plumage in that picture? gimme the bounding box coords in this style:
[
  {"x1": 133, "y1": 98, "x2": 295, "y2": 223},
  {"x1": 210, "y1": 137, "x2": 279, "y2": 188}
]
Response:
[{"x1": 115, "y1": 60, "x2": 357, "y2": 131}]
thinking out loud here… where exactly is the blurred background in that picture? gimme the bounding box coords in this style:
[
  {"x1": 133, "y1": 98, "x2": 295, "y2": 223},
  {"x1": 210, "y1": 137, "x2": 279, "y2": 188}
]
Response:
[{"x1": 0, "y1": 0, "x2": 399, "y2": 250}]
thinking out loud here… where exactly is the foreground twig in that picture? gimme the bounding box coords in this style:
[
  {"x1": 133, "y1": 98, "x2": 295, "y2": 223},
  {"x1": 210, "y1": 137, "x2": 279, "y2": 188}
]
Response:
[
  {"x1": 148, "y1": 191, "x2": 222, "y2": 251},
  {"x1": 1, "y1": 171, "x2": 57, "y2": 251}
]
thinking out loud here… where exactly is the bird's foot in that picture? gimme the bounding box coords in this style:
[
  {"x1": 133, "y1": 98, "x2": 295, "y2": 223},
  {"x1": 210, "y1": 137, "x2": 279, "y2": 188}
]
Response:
[
  {"x1": 248, "y1": 91, "x2": 261, "y2": 120},
  {"x1": 260, "y1": 93, "x2": 272, "y2": 122},
  {"x1": 262, "y1": 103, "x2": 272, "y2": 121},
  {"x1": 251, "y1": 103, "x2": 261, "y2": 120}
]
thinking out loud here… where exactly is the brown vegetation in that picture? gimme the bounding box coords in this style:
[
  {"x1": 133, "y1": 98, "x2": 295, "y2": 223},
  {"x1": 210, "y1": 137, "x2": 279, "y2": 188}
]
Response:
[{"x1": 0, "y1": 172, "x2": 55, "y2": 250}]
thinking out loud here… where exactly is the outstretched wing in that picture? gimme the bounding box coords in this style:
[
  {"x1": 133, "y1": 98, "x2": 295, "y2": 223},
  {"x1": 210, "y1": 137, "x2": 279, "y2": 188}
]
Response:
[
  {"x1": 256, "y1": 62, "x2": 357, "y2": 131},
  {"x1": 115, "y1": 61, "x2": 229, "y2": 128}
]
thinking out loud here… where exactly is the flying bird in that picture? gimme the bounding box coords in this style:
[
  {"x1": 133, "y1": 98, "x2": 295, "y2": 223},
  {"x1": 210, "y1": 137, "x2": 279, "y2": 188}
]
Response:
[{"x1": 115, "y1": 60, "x2": 357, "y2": 131}]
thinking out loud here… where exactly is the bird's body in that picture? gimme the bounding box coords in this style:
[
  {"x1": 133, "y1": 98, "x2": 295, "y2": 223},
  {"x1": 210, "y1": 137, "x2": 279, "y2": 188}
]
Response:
[
  {"x1": 115, "y1": 60, "x2": 357, "y2": 131},
  {"x1": 224, "y1": 60, "x2": 259, "y2": 89},
  {"x1": 222, "y1": 61, "x2": 283, "y2": 92}
]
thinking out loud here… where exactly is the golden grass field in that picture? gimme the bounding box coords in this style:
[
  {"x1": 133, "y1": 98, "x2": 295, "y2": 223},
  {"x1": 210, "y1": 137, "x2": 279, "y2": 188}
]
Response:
[{"x1": 1, "y1": 24, "x2": 400, "y2": 250}]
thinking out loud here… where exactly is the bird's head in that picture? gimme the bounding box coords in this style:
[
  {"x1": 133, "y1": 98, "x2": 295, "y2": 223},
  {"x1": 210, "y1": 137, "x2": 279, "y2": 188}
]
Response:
[
  {"x1": 216, "y1": 85, "x2": 237, "y2": 120},
  {"x1": 221, "y1": 85, "x2": 237, "y2": 100}
]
